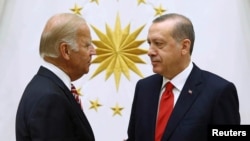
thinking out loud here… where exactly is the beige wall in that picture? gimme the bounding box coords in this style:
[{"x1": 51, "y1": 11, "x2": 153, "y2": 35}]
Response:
[{"x1": 0, "y1": 0, "x2": 250, "y2": 141}]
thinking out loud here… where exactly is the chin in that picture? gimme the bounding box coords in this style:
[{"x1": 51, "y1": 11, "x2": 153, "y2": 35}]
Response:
[
  {"x1": 152, "y1": 68, "x2": 162, "y2": 74},
  {"x1": 85, "y1": 69, "x2": 89, "y2": 74}
]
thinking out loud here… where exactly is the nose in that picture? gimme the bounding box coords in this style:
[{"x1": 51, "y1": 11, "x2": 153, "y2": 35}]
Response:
[
  {"x1": 89, "y1": 45, "x2": 96, "y2": 55},
  {"x1": 147, "y1": 45, "x2": 155, "y2": 57}
]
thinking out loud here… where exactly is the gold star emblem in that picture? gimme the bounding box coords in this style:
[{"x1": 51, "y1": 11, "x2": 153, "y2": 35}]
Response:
[
  {"x1": 154, "y1": 4, "x2": 166, "y2": 16},
  {"x1": 137, "y1": 0, "x2": 146, "y2": 5},
  {"x1": 89, "y1": 99, "x2": 102, "y2": 111},
  {"x1": 76, "y1": 87, "x2": 83, "y2": 96},
  {"x1": 70, "y1": 4, "x2": 82, "y2": 15},
  {"x1": 90, "y1": 0, "x2": 99, "y2": 5},
  {"x1": 111, "y1": 103, "x2": 124, "y2": 116},
  {"x1": 90, "y1": 13, "x2": 148, "y2": 91}
]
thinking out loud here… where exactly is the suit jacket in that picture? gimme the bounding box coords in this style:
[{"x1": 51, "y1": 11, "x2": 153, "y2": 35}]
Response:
[
  {"x1": 16, "y1": 66, "x2": 95, "y2": 141},
  {"x1": 126, "y1": 63, "x2": 240, "y2": 141}
]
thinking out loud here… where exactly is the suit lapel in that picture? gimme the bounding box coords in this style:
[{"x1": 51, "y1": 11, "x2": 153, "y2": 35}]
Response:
[
  {"x1": 149, "y1": 75, "x2": 164, "y2": 134},
  {"x1": 60, "y1": 79, "x2": 94, "y2": 138},
  {"x1": 66, "y1": 88, "x2": 95, "y2": 137},
  {"x1": 134, "y1": 74, "x2": 163, "y2": 140},
  {"x1": 162, "y1": 64, "x2": 204, "y2": 140}
]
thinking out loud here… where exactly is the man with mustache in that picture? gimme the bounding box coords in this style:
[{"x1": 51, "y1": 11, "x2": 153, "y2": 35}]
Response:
[{"x1": 126, "y1": 13, "x2": 240, "y2": 141}]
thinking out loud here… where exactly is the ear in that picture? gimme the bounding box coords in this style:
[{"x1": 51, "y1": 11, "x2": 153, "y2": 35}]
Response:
[
  {"x1": 181, "y1": 39, "x2": 191, "y2": 55},
  {"x1": 59, "y1": 43, "x2": 71, "y2": 60}
]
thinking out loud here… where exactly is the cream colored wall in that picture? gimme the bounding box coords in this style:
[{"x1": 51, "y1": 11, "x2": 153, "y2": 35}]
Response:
[{"x1": 0, "y1": 0, "x2": 249, "y2": 141}]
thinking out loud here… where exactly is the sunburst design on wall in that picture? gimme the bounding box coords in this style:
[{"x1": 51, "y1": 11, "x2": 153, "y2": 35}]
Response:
[{"x1": 90, "y1": 13, "x2": 148, "y2": 91}]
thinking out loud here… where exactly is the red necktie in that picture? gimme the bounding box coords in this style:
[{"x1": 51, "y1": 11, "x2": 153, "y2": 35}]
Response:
[
  {"x1": 71, "y1": 84, "x2": 83, "y2": 110},
  {"x1": 155, "y1": 82, "x2": 174, "y2": 141}
]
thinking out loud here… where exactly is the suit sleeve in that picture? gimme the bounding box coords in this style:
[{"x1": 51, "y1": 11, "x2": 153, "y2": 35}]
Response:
[
  {"x1": 212, "y1": 82, "x2": 241, "y2": 124},
  {"x1": 126, "y1": 80, "x2": 141, "y2": 141}
]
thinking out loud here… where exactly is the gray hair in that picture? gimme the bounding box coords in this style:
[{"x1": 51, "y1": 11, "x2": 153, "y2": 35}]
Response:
[
  {"x1": 39, "y1": 13, "x2": 86, "y2": 58},
  {"x1": 153, "y1": 13, "x2": 195, "y2": 55}
]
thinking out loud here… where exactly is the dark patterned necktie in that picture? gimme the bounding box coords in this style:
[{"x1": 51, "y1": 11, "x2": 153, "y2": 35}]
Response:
[{"x1": 71, "y1": 84, "x2": 83, "y2": 110}]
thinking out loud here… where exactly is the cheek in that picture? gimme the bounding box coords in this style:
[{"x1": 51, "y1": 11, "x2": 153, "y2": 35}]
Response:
[
  {"x1": 79, "y1": 49, "x2": 89, "y2": 59},
  {"x1": 158, "y1": 51, "x2": 170, "y2": 62},
  {"x1": 160, "y1": 52, "x2": 175, "y2": 67},
  {"x1": 73, "y1": 51, "x2": 87, "y2": 66},
  {"x1": 81, "y1": 52, "x2": 90, "y2": 66}
]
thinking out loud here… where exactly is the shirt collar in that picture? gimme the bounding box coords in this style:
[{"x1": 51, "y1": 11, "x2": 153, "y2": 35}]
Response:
[
  {"x1": 42, "y1": 61, "x2": 71, "y2": 90},
  {"x1": 162, "y1": 62, "x2": 193, "y2": 91}
]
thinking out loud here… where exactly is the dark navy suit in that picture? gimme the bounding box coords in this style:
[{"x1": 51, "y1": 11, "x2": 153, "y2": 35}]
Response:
[
  {"x1": 16, "y1": 66, "x2": 95, "y2": 141},
  {"x1": 127, "y1": 63, "x2": 240, "y2": 141}
]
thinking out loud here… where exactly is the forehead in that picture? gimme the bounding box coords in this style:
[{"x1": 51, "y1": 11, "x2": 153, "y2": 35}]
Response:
[
  {"x1": 77, "y1": 25, "x2": 91, "y2": 41},
  {"x1": 78, "y1": 23, "x2": 90, "y2": 35},
  {"x1": 147, "y1": 20, "x2": 175, "y2": 40}
]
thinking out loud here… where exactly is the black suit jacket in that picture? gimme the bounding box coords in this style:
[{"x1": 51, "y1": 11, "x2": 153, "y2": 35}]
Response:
[
  {"x1": 127, "y1": 63, "x2": 240, "y2": 141},
  {"x1": 16, "y1": 66, "x2": 95, "y2": 141}
]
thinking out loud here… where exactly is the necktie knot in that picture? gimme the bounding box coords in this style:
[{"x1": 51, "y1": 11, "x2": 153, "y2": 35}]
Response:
[
  {"x1": 165, "y1": 82, "x2": 174, "y2": 93},
  {"x1": 71, "y1": 84, "x2": 78, "y2": 95}
]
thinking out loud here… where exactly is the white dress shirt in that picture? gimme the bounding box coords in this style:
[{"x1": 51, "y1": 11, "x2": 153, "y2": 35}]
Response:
[{"x1": 159, "y1": 62, "x2": 193, "y2": 106}]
